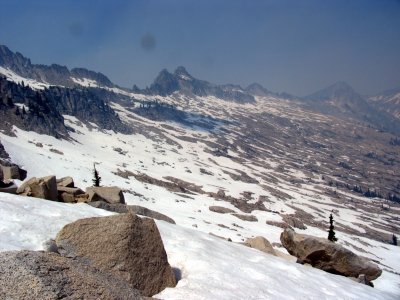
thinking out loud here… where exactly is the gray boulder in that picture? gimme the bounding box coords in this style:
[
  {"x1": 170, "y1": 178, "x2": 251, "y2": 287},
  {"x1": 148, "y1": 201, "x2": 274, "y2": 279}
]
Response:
[
  {"x1": 55, "y1": 212, "x2": 176, "y2": 296},
  {"x1": 88, "y1": 201, "x2": 129, "y2": 213},
  {"x1": 244, "y1": 236, "x2": 276, "y2": 256},
  {"x1": 280, "y1": 228, "x2": 382, "y2": 281},
  {"x1": 0, "y1": 181, "x2": 17, "y2": 194},
  {"x1": 17, "y1": 176, "x2": 58, "y2": 201},
  {"x1": 0, "y1": 250, "x2": 142, "y2": 300},
  {"x1": 86, "y1": 186, "x2": 125, "y2": 204},
  {"x1": 57, "y1": 186, "x2": 85, "y2": 203}
]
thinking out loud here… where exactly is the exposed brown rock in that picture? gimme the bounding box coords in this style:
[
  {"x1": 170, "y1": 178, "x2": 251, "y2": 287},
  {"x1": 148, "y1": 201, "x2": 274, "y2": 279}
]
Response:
[
  {"x1": 232, "y1": 213, "x2": 258, "y2": 222},
  {"x1": 0, "y1": 250, "x2": 142, "y2": 300},
  {"x1": 209, "y1": 206, "x2": 235, "y2": 214},
  {"x1": 86, "y1": 186, "x2": 125, "y2": 204},
  {"x1": 56, "y1": 176, "x2": 74, "y2": 188},
  {"x1": 282, "y1": 215, "x2": 307, "y2": 230},
  {"x1": 280, "y1": 228, "x2": 382, "y2": 281},
  {"x1": 17, "y1": 176, "x2": 58, "y2": 201},
  {"x1": 55, "y1": 213, "x2": 176, "y2": 296}
]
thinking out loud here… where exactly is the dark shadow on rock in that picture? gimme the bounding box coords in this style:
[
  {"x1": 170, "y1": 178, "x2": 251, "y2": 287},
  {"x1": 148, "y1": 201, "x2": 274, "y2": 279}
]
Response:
[{"x1": 172, "y1": 267, "x2": 182, "y2": 282}]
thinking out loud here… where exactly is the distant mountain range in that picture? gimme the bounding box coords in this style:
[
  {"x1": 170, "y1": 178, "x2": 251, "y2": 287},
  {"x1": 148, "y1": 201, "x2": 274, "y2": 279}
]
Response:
[{"x1": 0, "y1": 44, "x2": 399, "y2": 134}]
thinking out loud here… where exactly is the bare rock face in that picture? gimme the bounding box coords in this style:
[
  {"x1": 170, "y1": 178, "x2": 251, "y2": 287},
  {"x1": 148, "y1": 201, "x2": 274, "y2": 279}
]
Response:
[
  {"x1": 232, "y1": 213, "x2": 258, "y2": 222},
  {"x1": 0, "y1": 250, "x2": 142, "y2": 300},
  {"x1": 86, "y1": 186, "x2": 125, "y2": 204},
  {"x1": 128, "y1": 205, "x2": 176, "y2": 224},
  {"x1": 55, "y1": 213, "x2": 176, "y2": 296},
  {"x1": 16, "y1": 176, "x2": 58, "y2": 201},
  {"x1": 244, "y1": 236, "x2": 276, "y2": 256},
  {"x1": 280, "y1": 228, "x2": 382, "y2": 281},
  {"x1": 209, "y1": 206, "x2": 235, "y2": 214}
]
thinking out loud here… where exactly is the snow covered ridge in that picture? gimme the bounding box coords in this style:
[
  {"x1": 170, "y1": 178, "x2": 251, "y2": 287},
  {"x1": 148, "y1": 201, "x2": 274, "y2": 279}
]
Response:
[
  {"x1": 0, "y1": 193, "x2": 396, "y2": 299},
  {"x1": 0, "y1": 66, "x2": 50, "y2": 90}
]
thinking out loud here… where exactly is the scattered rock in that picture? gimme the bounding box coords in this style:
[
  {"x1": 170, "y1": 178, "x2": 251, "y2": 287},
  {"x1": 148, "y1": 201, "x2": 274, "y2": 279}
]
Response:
[
  {"x1": 243, "y1": 236, "x2": 276, "y2": 256},
  {"x1": 280, "y1": 228, "x2": 382, "y2": 281},
  {"x1": 56, "y1": 176, "x2": 74, "y2": 188},
  {"x1": 86, "y1": 186, "x2": 125, "y2": 204},
  {"x1": 17, "y1": 176, "x2": 58, "y2": 201},
  {"x1": 0, "y1": 250, "x2": 142, "y2": 300},
  {"x1": 350, "y1": 274, "x2": 374, "y2": 287},
  {"x1": 232, "y1": 213, "x2": 258, "y2": 222},
  {"x1": 55, "y1": 213, "x2": 176, "y2": 296},
  {"x1": 282, "y1": 215, "x2": 307, "y2": 230},
  {"x1": 88, "y1": 201, "x2": 129, "y2": 213},
  {"x1": 128, "y1": 205, "x2": 176, "y2": 224},
  {"x1": 209, "y1": 206, "x2": 235, "y2": 214},
  {"x1": 0, "y1": 181, "x2": 17, "y2": 194},
  {"x1": 0, "y1": 164, "x2": 27, "y2": 181}
]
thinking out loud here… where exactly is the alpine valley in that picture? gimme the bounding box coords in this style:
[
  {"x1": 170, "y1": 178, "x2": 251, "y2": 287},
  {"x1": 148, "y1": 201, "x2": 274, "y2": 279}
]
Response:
[{"x1": 1, "y1": 44, "x2": 399, "y2": 299}]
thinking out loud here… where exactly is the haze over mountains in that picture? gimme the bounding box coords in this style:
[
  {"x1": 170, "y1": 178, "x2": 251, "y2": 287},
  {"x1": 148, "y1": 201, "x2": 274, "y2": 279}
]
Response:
[{"x1": 1, "y1": 44, "x2": 400, "y2": 298}]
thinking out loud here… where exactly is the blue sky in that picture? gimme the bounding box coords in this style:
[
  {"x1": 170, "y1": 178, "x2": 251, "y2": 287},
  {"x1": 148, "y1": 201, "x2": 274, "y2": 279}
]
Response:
[{"x1": 0, "y1": 0, "x2": 399, "y2": 95}]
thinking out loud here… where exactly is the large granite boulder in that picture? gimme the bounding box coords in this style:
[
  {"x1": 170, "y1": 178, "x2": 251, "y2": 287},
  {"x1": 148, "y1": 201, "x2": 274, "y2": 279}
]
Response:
[
  {"x1": 55, "y1": 212, "x2": 176, "y2": 296},
  {"x1": 0, "y1": 250, "x2": 142, "y2": 300},
  {"x1": 280, "y1": 228, "x2": 382, "y2": 281},
  {"x1": 244, "y1": 236, "x2": 276, "y2": 256},
  {"x1": 86, "y1": 186, "x2": 125, "y2": 204},
  {"x1": 16, "y1": 176, "x2": 58, "y2": 201}
]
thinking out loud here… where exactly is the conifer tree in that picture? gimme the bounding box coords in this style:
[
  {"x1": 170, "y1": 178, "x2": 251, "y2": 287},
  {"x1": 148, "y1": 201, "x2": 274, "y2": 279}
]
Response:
[
  {"x1": 328, "y1": 213, "x2": 338, "y2": 242},
  {"x1": 92, "y1": 163, "x2": 101, "y2": 187}
]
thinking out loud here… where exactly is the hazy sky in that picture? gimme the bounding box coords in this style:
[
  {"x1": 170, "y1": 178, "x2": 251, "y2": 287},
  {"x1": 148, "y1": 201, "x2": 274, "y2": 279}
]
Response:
[{"x1": 1, "y1": 0, "x2": 399, "y2": 96}]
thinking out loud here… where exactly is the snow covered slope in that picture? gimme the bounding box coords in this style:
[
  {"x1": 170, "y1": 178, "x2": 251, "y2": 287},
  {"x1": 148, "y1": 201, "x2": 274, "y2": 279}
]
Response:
[{"x1": 0, "y1": 193, "x2": 396, "y2": 299}]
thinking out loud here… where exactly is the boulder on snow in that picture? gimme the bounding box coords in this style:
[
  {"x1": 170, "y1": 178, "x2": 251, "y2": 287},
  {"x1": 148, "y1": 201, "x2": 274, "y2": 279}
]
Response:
[
  {"x1": 16, "y1": 176, "x2": 58, "y2": 201},
  {"x1": 209, "y1": 206, "x2": 235, "y2": 214},
  {"x1": 55, "y1": 212, "x2": 176, "y2": 296},
  {"x1": 280, "y1": 228, "x2": 382, "y2": 281},
  {"x1": 243, "y1": 236, "x2": 276, "y2": 256},
  {"x1": 0, "y1": 164, "x2": 27, "y2": 181},
  {"x1": 86, "y1": 186, "x2": 125, "y2": 204},
  {"x1": 282, "y1": 215, "x2": 307, "y2": 230},
  {"x1": 0, "y1": 181, "x2": 17, "y2": 194},
  {"x1": 56, "y1": 176, "x2": 74, "y2": 188},
  {"x1": 128, "y1": 205, "x2": 176, "y2": 224},
  {"x1": 232, "y1": 213, "x2": 258, "y2": 222},
  {"x1": 57, "y1": 186, "x2": 84, "y2": 203},
  {"x1": 87, "y1": 201, "x2": 129, "y2": 213},
  {"x1": 0, "y1": 250, "x2": 142, "y2": 300}
]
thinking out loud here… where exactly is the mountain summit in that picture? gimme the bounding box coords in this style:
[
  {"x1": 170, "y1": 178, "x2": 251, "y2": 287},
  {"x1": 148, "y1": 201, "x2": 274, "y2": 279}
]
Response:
[{"x1": 146, "y1": 67, "x2": 255, "y2": 103}]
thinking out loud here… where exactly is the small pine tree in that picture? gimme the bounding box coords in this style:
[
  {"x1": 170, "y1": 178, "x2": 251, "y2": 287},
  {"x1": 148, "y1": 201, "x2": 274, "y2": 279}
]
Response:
[
  {"x1": 92, "y1": 163, "x2": 101, "y2": 187},
  {"x1": 393, "y1": 234, "x2": 398, "y2": 246},
  {"x1": 328, "y1": 213, "x2": 338, "y2": 242}
]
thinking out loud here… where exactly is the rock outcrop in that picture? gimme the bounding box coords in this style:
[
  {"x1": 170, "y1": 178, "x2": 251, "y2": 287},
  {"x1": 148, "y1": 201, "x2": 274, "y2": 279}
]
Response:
[
  {"x1": 280, "y1": 228, "x2": 382, "y2": 281},
  {"x1": 209, "y1": 206, "x2": 235, "y2": 214},
  {"x1": 244, "y1": 236, "x2": 276, "y2": 256},
  {"x1": 86, "y1": 186, "x2": 125, "y2": 204},
  {"x1": 0, "y1": 250, "x2": 142, "y2": 300},
  {"x1": 17, "y1": 176, "x2": 58, "y2": 201},
  {"x1": 55, "y1": 213, "x2": 176, "y2": 296}
]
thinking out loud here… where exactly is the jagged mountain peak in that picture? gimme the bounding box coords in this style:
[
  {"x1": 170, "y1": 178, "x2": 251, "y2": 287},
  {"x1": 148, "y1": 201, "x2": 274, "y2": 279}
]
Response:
[{"x1": 174, "y1": 66, "x2": 193, "y2": 80}]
